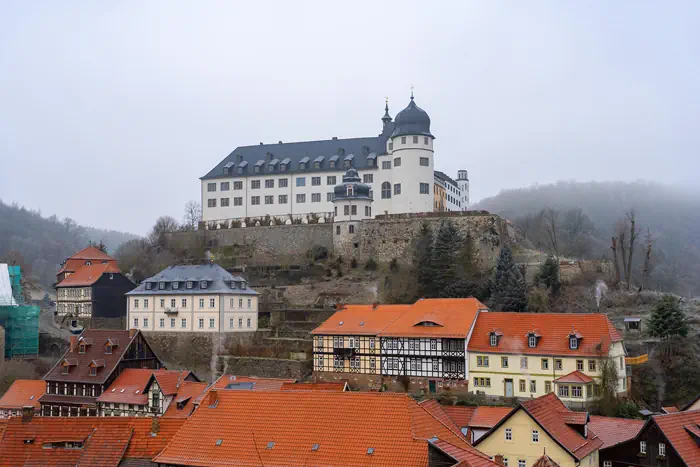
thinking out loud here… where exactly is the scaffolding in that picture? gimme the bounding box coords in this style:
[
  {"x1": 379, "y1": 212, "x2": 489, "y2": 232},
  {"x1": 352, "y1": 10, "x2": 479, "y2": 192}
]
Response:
[{"x1": 0, "y1": 264, "x2": 39, "y2": 359}]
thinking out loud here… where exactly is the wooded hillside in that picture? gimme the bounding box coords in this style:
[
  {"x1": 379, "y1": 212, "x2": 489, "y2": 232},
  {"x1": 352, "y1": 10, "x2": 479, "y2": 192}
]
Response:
[{"x1": 474, "y1": 181, "x2": 700, "y2": 296}]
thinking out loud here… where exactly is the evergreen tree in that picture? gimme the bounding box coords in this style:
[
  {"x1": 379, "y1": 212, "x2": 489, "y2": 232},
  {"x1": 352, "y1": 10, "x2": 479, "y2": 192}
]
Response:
[
  {"x1": 413, "y1": 222, "x2": 436, "y2": 298},
  {"x1": 491, "y1": 246, "x2": 528, "y2": 312},
  {"x1": 647, "y1": 295, "x2": 689, "y2": 341},
  {"x1": 534, "y1": 256, "x2": 560, "y2": 295},
  {"x1": 432, "y1": 220, "x2": 464, "y2": 294}
]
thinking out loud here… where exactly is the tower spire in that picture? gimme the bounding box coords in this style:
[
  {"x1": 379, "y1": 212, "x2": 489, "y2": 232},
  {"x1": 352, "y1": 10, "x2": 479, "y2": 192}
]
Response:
[
  {"x1": 410, "y1": 85, "x2": 414, "y2": 100},
  {"x1": 382, "y1": 97, "x2": 392, "y2": 127}
]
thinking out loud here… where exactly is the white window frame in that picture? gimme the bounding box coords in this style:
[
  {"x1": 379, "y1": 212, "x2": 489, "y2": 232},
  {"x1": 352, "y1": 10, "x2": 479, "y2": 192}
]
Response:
[
  {"x1": 640, "y1": 440, "x2": 646, "y2": 454},
  {"x1": 570, "y1": 337, "x2": 578, "y2": 349},
  {"x1": 658, "y1": 443, "x2": 665, "y2": 457},
  {"x1": 532, "y1": 430, "x2": 539, "y2": 443},
  {"x1": 505, "y1": 428, "x2": 512, "y2": 441},
  {"x1": 528, "y1": 335, "x2": 536, "y2": 348},
  {"x1": 490, "y1": 334, "x2": 497, "y2": 346}
]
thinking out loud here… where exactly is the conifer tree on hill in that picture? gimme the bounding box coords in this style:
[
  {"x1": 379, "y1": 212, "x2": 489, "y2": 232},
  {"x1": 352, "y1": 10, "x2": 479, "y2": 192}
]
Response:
[
  {"x1": 414, "y1": 222, "x2": 435, "y2": 299},
  {"x1": 648, "y1": 295, "x2": 689, "y2": 342},
  {"x1": 432, "y1": 220, "x2": 464, "y2": 294},
  {"x1": 491, "y1": 246, "x2": 528, "y2": 312}
]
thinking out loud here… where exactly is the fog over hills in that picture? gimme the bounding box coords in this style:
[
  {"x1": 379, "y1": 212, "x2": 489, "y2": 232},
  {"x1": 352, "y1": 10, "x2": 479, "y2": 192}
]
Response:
[{"x1": 473, "y1": 180, "x2": 700, "y2": 296}]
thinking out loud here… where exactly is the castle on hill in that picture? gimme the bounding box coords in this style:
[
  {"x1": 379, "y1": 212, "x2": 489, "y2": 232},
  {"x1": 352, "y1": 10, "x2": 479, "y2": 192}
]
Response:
[{"x1": 200, "y1": 94, "x2": 469, "y2": 226}]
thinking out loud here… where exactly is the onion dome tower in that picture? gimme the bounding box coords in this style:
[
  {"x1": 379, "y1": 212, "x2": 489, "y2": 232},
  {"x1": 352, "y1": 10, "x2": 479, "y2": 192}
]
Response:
[{"x1": 332, "y1": 168, "x2": 373, "y2": 221}]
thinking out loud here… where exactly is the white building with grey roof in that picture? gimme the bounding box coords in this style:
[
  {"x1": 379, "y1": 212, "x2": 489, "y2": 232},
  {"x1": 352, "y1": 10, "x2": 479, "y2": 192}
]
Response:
[
  {"x1": 126, "y1": 264, "x2": 259, "y2": 333},
  {"x1": 200, "y1": 94, "x2": 469, "y2": 226}
]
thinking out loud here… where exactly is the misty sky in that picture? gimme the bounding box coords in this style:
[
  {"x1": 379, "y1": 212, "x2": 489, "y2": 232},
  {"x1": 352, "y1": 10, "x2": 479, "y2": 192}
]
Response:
[{"x1": 1, "y1": 1, "x2": 698, "y2": 235}]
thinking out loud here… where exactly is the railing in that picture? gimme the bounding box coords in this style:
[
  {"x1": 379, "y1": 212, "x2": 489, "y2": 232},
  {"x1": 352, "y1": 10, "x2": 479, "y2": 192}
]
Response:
[{"x1": 201, "y1": 212, "x2": 335, "y2": 230}]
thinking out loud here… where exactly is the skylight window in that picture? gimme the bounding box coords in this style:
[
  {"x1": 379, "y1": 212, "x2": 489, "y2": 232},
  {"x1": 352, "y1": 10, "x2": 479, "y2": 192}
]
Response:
[
  {"x1": 312, "y1": 444, "x2": 320, "y2": 451},
  {"x1": 367, "y1": 448, "x2": 375, "y2": 455},
  {"x1": 216, "y1": 439, "x2": 224, "y2": 446},
  {"x1": 266, "y1": 442, "x2": 275, "y2": 449}
]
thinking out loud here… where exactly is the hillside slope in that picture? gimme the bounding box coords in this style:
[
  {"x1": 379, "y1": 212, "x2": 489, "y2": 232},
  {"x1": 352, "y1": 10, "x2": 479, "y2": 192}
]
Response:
[
  {"x1": 0, "y1": 200, "x2": 139, "y2": 286},
  {"x1": 474, "y1": 181, "x2": 700, "y2": 296}
]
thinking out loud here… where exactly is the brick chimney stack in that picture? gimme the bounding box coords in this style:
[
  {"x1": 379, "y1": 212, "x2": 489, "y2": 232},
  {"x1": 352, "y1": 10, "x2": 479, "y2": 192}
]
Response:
[
  {"x1": 70, "y1": 336, "x2": 77, "y2": 353},
  {"x1": 494, "y1": 455, "x2": 505, "y2": 466}
]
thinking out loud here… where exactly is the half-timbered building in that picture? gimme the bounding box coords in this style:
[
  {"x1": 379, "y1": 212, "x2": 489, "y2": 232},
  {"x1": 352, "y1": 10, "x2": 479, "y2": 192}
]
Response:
[{"x1": 39, "y1": 329, "x2": 163, "y2": 417}]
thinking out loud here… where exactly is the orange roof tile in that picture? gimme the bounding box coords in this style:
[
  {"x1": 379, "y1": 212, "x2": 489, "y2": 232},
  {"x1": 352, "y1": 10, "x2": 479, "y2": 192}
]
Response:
[
  {"x1": 588, "y1": 415, "x2": 644, "y2": 449},
  {"x1": 419, "y1": 400, "x2": 467, "y2": 439},
  {"x1": 468, "y1": 406, "x2": 513, "y2": 429},
  {"x1": 652, "y1": 409, "x2": 700, "y2": 465},
  {"x1": 154, "y1": 391, "x2": 500, "y2": 467},
  {"x1": 97, "y1": 369, "x2": 153, "y2": 405},
  {"x1": 67, "y1": 246, "x2": 116, "y2": 261},
  {"x1": 311, "y1": 304, "x2": 410, "y2": 336},
  {"x1": 0, "y1": 417, "x2": 184, "y2": 467},
  {"x1": 56, "y1": 262, "x2": 121, "y2": 287},
  {"x1": 468, "y1": 312, "x2": 623, "y2": 357},
  {"x1": 443, "y1": 405, "x2": 478, "y2": 428},
  {"x1": 193, "y1": 374, "x2": 296, "y2": 406},
  {"x1": 553, "y1": 370, "x2": 594, "y2": 384},
  {"x1": 558, "y1": 411, "x2": 588, "y2": 425},
  {"x1": 380, "y1": 298, "x2": 487, "y2": 338},
  {"x1": 280, "y1": 382, "x2": 348, "y2": 392},
  {"x1": 662, "y1": 406, "x2": 680, "y2": 414},
  {"x1": 0, "y1": 379, "x2": 45, "y2": 410},
  {"x1": 162, "y1": 381, "x2": 209, "y2": 419},
  {"x1": 153, "y1": 370, "x2": 193, "y2": 396}
]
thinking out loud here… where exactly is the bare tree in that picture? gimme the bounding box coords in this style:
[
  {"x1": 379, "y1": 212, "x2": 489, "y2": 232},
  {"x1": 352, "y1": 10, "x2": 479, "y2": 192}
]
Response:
[
  {"x1": 616, "y1": 219, "x2": 628, "y2": 288},
  {"x1": 183, "y1": 201, "x2": 202, "y2": 231},
  {"x1": 148, "y1": 216, "x2": 180, "y2": 247},
  {"x1": 543, "y1": 208, "x2": 560, "y2": 260},
  {"x1": 625, "y1": 210, "x2": 639, "y2": 290},
  {"x1": 611, "y1": 236, "x2": 621, "y2": 286},
  {"x1": 641, "y1": 229, "x2": 653, "y2": 290}
]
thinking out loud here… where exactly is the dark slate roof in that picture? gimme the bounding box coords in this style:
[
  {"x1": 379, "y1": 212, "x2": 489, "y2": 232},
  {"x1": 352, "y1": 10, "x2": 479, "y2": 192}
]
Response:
[
  {"x1": 434, "y1": 170, "x2": 458, "y2": 188},
  {"x1": 127, "y1": 264, "x2": 258, "y2": 296},
  {"x1": 201, "y1": 124, "x2": 395, "y2": 180},
  {"x1": 333, "y1": 168, "x2": 372, "y2": 201},
  {"x1": 391, "y1": 97, "x2": 433, "y2": 138}
]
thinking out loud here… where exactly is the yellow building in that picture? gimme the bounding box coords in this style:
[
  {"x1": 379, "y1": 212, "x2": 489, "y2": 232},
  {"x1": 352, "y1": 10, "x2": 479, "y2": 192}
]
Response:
[
  {"x1": 467, "y1": 312, "x2": 627, "y2": 407},
  {"x1": 474, "y1": 393, "x2": 602, "y2": 467},
  {"x1": 433, "y1": 180, "x2": 446, "y2": 211}
]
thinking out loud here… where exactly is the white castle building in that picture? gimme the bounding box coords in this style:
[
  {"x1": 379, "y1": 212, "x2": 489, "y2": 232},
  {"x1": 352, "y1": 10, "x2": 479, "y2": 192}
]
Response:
[{"x1": 200, "y1": 95, "x2": 469, "y2": 225}]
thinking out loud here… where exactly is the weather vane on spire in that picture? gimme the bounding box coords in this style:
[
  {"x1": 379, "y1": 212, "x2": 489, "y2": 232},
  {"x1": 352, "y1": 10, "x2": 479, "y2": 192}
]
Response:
[{"x1": 410, "y1": 85, "x2": 414, "y2": 99}]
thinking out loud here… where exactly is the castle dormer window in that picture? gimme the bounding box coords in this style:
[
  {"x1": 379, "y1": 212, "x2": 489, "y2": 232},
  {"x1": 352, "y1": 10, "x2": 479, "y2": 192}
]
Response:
[
  {"x1": 186, "y1": 281, "x2": 193, "y2": 289},
  {"x1": 200, "y1": 281, "x2": 208, "y2": 289},
  {"x1": 172, "y1": 282, "x2": 179, "y2": 290},
  {"x1": 145, "y1": 282, "x2": 152, "y2": 290},
  {"x1": 347, "y1": 185, "x2": 354, "y2": 197},
  {"x1": 159, "y1": 282, "x2": 166, "y2": 290}
]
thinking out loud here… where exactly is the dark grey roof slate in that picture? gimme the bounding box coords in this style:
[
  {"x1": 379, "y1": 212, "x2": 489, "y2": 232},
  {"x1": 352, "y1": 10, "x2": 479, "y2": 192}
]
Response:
[
  {"x1": 201, "y1": 122, "x2": 395, "y2": 180},
  {"x1": 434, "y1": 170, "x2": 458, "y2": 188},
  {"x1": 127, "y1": 264, "x2": 257, "y2": 296}
]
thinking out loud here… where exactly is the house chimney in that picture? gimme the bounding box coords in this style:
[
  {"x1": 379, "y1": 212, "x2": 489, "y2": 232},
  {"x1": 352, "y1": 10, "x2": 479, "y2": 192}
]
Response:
[
  {"x1": 208, "y1": 390, "x2": 219, "y2": 407},
  {"x1": 494, "y1": 455, "x2": 505, "y2": 466},
  {"x1": 151, "y1": 416, "x2": 160, "y2": 434},
  {"x1": 372, "y1": 302, "x2": 380, "y2": 310},
  {"x1": 21, "y1": 406, "x2": 34, "y2": 422},
  {"x1": 70, "y1": 336, "x2": 77, "y2": 353},
  {"x1": 129, "y1": 328, "x2": 138, "y2": 339},
  {"x1": 335, "y1": 302, "x2": 345, "y2": 311}
]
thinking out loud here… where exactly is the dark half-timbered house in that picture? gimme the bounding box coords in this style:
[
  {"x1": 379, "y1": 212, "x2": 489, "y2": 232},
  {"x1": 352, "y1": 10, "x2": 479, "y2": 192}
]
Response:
[{"x1": 39, "y1": 329, "x2": 163, "y2": 417}]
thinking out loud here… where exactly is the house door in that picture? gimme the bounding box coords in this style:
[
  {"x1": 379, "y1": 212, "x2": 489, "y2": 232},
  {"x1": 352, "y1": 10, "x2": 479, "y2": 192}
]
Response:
[
  {"x1": 505, "y1": 379, "x2": 513, "y2": 397},
  {"x1": 429, "y1": 380, "x2": 436, "y2": 393}
]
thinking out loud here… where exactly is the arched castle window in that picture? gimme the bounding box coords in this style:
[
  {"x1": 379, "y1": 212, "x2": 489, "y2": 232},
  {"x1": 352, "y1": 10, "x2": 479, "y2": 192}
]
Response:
[{"x1": 381, "y1": 182, "x2": 391, "y2": 199}]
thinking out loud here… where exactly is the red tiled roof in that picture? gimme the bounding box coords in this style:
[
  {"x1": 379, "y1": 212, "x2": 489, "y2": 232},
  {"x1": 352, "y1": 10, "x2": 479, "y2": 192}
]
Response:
[
  {"x1": 0, "y1": 417, "x2": 184, "y2": 467},
  {"x1": 97, "y1": 369, "x2": 153, "y2": 405},
  {"x1": 162, "y1": 381, "x2": 209, "y2": 419},
  {"x1": 558, "y1": 411, "x2": 588, "y2": 425},
  {"x1": 56, "y1": 262, "x2": 121, "y2": 287},
  {"x1": 154, "y1": 391, "x2": 500, "y2": 467},
  {"x1": 443, "y1": 406, "x2": 477, "y2": 428},
  {"x1": 662, "y1": 406, "x2": 680, "y2": 414},
  {"x1": 380, "y1": 298, "x2": 486, "y2": 338},
  {"x1": 553, "y1": 370, "x2": 593, "y2": 384},
  {"x1": 519, "y1": 394, "x2": 603, "y2": 460},
  {"x1": 0, "y1": 379, "x2": 45, "y2": 410},
  {"x1": 468, "y1": 406, "x2": 513, "y2": 429},
  {"x1": 588, "y1": 415, "x2": 644, "y2": 449},
  {"x1": 311, "y1": 304, "x2": 410, "y2": 335},
  {"x1": 419, "y1": 400, "x2": 467, "y2": 439},
  {"x1": 67, "y1": 246, "x2": 116, "y2": 262},
  {"x1": 41, "y1": 330, "x2": 138, "y2": 385},
  {"x1": 652, "y1": 409, "x2": 700, "y2": 465},
  {"x1": 532, "y1": 454, "x2": 561, "y2": 467},
  {"x1": 468, "y1": 312, "x2": 623, "y2": 357},
  {"x1": 280, "y1": 382, "x2": 348, "y2": 392},
  {"x1": 193, "y1": 374, "x2": 296, "y2": 406},
  {"x1": 430, "y1": 438, "x2": 498, "y2": 467},
  {"x1": 154, "y1": 370, "x2": 193, "y2": 396}
]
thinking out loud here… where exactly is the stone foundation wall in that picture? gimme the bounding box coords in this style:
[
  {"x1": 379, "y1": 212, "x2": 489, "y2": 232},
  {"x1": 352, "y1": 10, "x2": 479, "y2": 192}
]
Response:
[
  {"x1": 313, "y1": 371, "x2": 470, "y2": 396},
  {"x1": 219, "y1": 356, "x2": 311, "y2": 380},
  {"x1": 334, "y1": 212, "x2": 513, "y2": 268}
]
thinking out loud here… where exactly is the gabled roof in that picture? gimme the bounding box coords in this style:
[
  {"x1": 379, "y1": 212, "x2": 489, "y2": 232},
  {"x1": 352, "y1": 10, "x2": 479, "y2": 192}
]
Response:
[
  {"x1": 154, "y1": 391, "x2": 499, "y2": 467},
  {"x1": 0, "y1": 379, "x2": 45, "y2": 410},
  {"x1": 380, "y1": 298, "x2": 487, "y2": 338},
  {"x1": 532, "y1": 453, "x2": 561, "y2": 467},
  {"x1": 193, "y1": 374, "x2": 296, "y2": 406},
  {"x1": 553, "y1": 370, "x2": 594, "y2": 384},
  {"x1": 443, "y1": 406, "x2": 478, "y2": 428},
  {"x1": 662, "y1": 406, "x2": 680, "y2": 414},
  {"x1": 468, "y1": 406, "x2": 513, "y2": 429},
  {"x1": 468, "y1": 312, "x2": 623, "y2": 357},
  {"x1": 162, "y1": 381, "x2": 209, "y2": 419},
  {"x1": 56, "y1": 262, "x2": 122, "y2": 287},
  {"x1": 587, "y1": 415, "x2": 644, "y2": 449},
  {"x1": 57, "y1": 246, "x2": 117, "y2": 274},
  {"x1": 0, "y1": 417, "x2": 184, "y2": 467},
  {"x1": 127, "y1": 264, "x2": 257, "y2": 296},
  {"x1": 418, "y1": 400, "x2": 467, "y2": 439},
  {"x1": 311, "y1": 304, "x2": 410, "y2": 336},
  {"x1": 97, "y1": 369, "x2": 193, "y2": 405},
  {"x1": 475, "y1": 393, "x2": 603, "y2": 461},
  {"x1": 650, "y1": 409, "x2": 700, "y2": 465},
  {"x1": 153, "y1": 370, "x2": 194, "y2": 396},
  {"x1": 42, "y1": 330, "x2": 142, "y2": 385}
]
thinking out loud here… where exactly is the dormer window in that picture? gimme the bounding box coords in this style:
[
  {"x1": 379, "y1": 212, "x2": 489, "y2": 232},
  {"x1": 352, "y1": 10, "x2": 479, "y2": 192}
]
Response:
[
  {"x1": 314, "y1": 162, "x2": 321, "y2": 169},
  {"x1": 79, "y1": 343, "x2": 86, "y2": 354},
  {"x1": 90, "y1": 367, "x2": 97, "y2": 376},
  {"x1": 159, "y1": 282, "x2": 166, "y2": 290},
  {"x1": 490, "y1": 334, "x2": 498, "y2": 347},
  {"x1": 61, "y1": 365, "x2": 69, "y2": 375},
  {"x1": 172, "y1": 282, "x2": 179, "y2": 290},
  {"x1": 241, "y1": 281, "x2": 247, "y2": 289},
  {"x1": 186, "y1": 281, "x2": 193, "y2": 289},
  {"x1": 85, "y1": 261, "x2": 92, "y2": 266},
  {"x1": 344, "y1": 160, "x2": 351, "y2": 168},
  {"x1": 347, "y1": 186, "x2": 354, "y2": 196},
  {"x1": 105, "y1": 344, "x2": 112, "y2": 355},
  {"x1": 145, "y1": 282, "x2": 152, "y2": 290},
  {"x1": 570, "y1": 337, "x2": 578, "y2": 349},
  {"x1": 299, "y1": 162, "x2": 306, "y2": 170},
  {"x1": 329, "y1": 161, "x2": 336, "y2": 169},
  {"x1": 200, "y1": 281, "x2": 208, "y2": 289},
  {"x1": 529, "y1": 336, "x2": 537, "y2": 348}
]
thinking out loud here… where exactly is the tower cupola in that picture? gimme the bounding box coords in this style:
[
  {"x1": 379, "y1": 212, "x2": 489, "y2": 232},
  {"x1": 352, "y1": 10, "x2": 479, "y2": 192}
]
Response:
[{"x1": 391, "y1": 94, "x2": 433, "y2": 138}]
